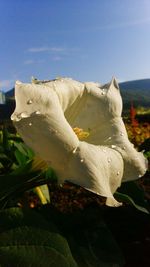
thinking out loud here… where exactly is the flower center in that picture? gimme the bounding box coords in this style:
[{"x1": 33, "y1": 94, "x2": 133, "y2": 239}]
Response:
[{"x1": 73, "y1": 127, "x2": 90, "y2": 140}]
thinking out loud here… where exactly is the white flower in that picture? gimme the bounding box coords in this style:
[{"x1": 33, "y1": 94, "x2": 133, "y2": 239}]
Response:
[{"x1": 11, "y1": 77, "x2": 147, "y2": 207}]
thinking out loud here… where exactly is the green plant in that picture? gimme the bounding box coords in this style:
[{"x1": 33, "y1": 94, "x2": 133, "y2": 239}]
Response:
[{"x1": 0, "y1": 127, "x2": 149, "y2": 266}]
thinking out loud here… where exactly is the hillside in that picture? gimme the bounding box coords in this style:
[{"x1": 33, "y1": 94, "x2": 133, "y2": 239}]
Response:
[{"x1": 119, "y1": 79, "x2": 150, "y2": 109}]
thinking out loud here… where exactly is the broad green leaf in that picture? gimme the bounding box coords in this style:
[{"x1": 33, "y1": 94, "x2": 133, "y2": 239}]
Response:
[
  {"x1": 13, "y1": 141, "x2": 34, "y2": 159},
  {"x1": 8, "y1": 133, "x2": 22, "y2": 142},
  {"x1": 116, "y1": 181, "x2": 149, "y2": 213},
  {"x1": 2, "y1": 127, "x2": 10, "y2": 152},
  {"x1": 0, "y1": 159, "x2": 56, "y2": 207},
  {"x1": 0, "y1": 162, "x2": 3, "y2": 169},
  {"x1": 40, "y1": 206, "x2": 124, "y2": 267},
  {"x1": 114, "y1": 191, "x2": 149, "y2": 214},
  {"x1": 0, "y1": 153, "x2": 11, "y2": 168},
  {"x1": 14, "y1": 149, "x2": 27, "y2": 166},
  {"x1": 0, "y1": 207, "x2": 56, "y2": 231},
  {"x1": 0, "y1": 246, "x2": 70, "y2": 267},
  {"x1": 0, "y1": 208, "x2": 78, "y2": 267}
]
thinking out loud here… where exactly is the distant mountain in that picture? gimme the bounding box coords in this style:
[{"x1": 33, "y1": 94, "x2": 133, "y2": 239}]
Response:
[
  {"x1": 5, "y1": 88, "x2": 15, "y2": 98},
  {"x1": 119, "y1": 79, "x2": 150, "y2": 109}
]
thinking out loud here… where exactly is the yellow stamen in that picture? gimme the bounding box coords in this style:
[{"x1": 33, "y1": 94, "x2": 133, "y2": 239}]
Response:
[{"x1": 73, "y1": 127, "x2": 90, "y2": 140}]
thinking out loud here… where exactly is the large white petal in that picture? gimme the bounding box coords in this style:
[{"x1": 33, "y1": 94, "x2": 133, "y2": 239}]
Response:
[{"x1": 11, "y1": 77, "x2": 147, "y2": 206}]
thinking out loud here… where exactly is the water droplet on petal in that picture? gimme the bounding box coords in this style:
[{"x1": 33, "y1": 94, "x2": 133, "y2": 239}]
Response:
[
  {"x1": 80, "y1": 159, "x2": 84, "y2": 162},
  {"x1": 107, "y1": 158, "x2": 111, "y2": 163},
  {"x1": 72, "y1": 148, "x2": 77, "y2": 154},
  {"x1": 117, "y1": 171, "x2": 120, "y2": 175},
  {"x1": 20, "y1": 112, "x2": 29, "y2": 118},
  {"x1": 123, "y1": 146, "x2": 126, "y2": 150},
  {"x1": 15, "y1": 117, "x2": 21, "y2": 122},
  {"x1": 35, "y1": 110, "x2": 41, "y2": 115},
  {"x1": 27, "y1": 99, "x2": 33, "y2": 104},
  {"x1": 101, "y1": 91, "x2": 105, "y2": 95},
  {"x1": 138, "y1": 174, "x2": 142, "y2": 178},
  {"x1": 120, "y1": 132, "x2": 124, "y2": 136},
  {"x1": 29, "y1": 122, "x2": 32, "y2": 126},
  {"x1": 111, "y1": 145, "x2": 116, "y2": 149}
]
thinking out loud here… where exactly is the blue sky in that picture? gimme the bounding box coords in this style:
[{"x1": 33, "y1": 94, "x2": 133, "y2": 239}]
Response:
[{"x1": 0, "y1": 0, "x2": 150, "y2": 91}]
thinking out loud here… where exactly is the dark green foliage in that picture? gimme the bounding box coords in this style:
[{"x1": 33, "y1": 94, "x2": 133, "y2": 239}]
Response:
[
  {"x1": 139, "y1": 138, "x2": 150, "y2": 153},
  {"x1": 0, "y1": 128, "x2": 149, "y2": 266},
  {"x1": 37, "y1": 205, "x2": 125, "y2": 267},
  {"x1": 0, "y1": 208, "x2": 77, "y2": 267},
  {"x1": 0, "y1": 128, "x2": 55, "y2": 208},
  {"x1": 115, "y1": 181, "x2": 149, "y2": 214}
]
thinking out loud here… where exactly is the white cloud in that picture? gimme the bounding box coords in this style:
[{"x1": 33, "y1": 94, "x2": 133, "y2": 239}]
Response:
[
  {"x1": 27, "y1": 46, "x2": 65, "y2": 53},
  {"x1": 52, "y1": 56, "x2": 62, "y2": 61},
  {"x1": 78, "y1": 17, "x2": 150, "y2": 33},
  {"x1": 24, "y1": 59, "x2": 34, "y2": 65}
]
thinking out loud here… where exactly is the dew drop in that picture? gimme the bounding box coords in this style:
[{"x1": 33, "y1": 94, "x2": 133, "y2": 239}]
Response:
[
  {"x1": 35, "y1": 110, "x2": 41, "y2": 115},
  {"x1": 107, "y1": 158, "x2": 111, "y2": 163},
  {"x1": 117, "y1": 171, "x2": 120, "y2": 176},
  {"x1": 29, "y1": 122, "x2": 32, "y2": 126},
  {"x1": 111, "y1": 145, "x2": 116, "y2": 149},
  {"x1": 72, "y1": 148, "x2": 77, "y2": 154},
  {"x1": 27, "y1": 99, "x2": 33, "y2": 105},
  {"x1": 101, "y1": 91, "x2": 105, "y2": 95},
  {"x1": 138, "y1": 174, "x2": 142, "y2": 178},
  {"x1": 123, "y1": 146, "x2": 126, "y2": 150},
  {"x1": 20, "y1": 112, "x2": 29, "y2": 118},
  {"x1": 80, "y1": 159, "x2": 84, "y2": 162},
  {"x1": 15, "y1": 117, "x2": 21, "y2": 122},
  {"x1": 120, "y1": 132, "x2": 124, "y2": 136}
]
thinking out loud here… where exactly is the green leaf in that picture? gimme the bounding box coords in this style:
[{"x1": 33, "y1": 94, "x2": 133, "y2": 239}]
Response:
[
  {"x1": 0, "y1": 208, "x2": 78, "y2": 267},
  {"x1": 40, "y1": 206, "x2": 124, "y2": 267},
  {"x1": 13, "y1": 141, "x2": 34, "y2": 159},
  {"x1": 0, "y1": 158, "x2": 57, "y2": 208},
  {"x1": 114, "y1": 191, "x2": 149, "y2": 214},
  {"x1": 116, "y1": 181, "x2": 149, "y2": 214},
  {"x1": 0, "y1": 162, "x2": 3, "y2": 169},
  {"x1": 14, "y1": 149, "x2": 27, "y2": 166},
  {"x1": 2, "y1": 127, "x2": 10, "y2": 152}
]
